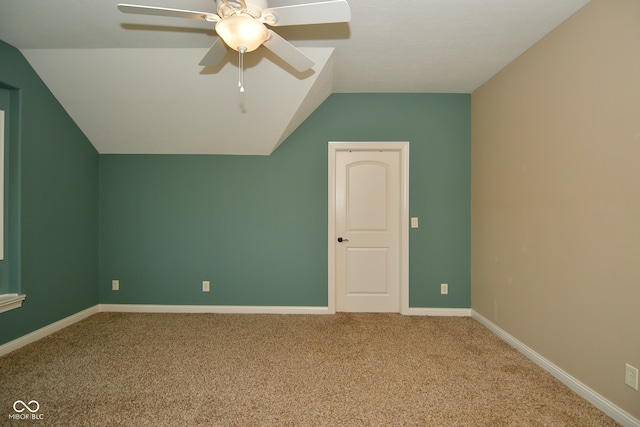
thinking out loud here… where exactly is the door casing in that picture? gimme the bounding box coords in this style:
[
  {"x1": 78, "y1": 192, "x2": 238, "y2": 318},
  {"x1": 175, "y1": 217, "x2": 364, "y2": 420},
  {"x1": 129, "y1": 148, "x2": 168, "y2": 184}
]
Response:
[{"x1": 328, "y1": 141, "x2": 409, "y2": 314}]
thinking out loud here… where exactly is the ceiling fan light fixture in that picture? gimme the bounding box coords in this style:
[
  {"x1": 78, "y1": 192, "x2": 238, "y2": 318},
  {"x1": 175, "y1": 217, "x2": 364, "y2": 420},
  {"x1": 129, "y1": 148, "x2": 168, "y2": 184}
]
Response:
[{"x1": 216, "y1": 15, "x2": 268, "y2": 52}]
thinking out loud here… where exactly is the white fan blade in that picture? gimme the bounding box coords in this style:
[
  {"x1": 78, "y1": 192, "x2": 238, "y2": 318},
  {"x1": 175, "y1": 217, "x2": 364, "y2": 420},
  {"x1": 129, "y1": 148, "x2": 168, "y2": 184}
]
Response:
[
  {"x1": 261, "y1": 0, "x2": 351, "y2": 26},
  {"x1": 199, "y1": 38, "x2": 228, "y2": 67},
  {"x1": 263, "y1": 30, "x2": 315, "y2": 72},
  {"x1": 117, "y1": 4, "x2": 219, "y2": 22}
]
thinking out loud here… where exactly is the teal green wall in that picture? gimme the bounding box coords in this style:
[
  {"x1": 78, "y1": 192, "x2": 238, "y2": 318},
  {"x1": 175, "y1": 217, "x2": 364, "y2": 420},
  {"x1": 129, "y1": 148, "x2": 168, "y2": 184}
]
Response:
[
  {"x1": 0, "y1": 41, "x2": 99, "y2": 344},
  {"x1": 100, "y1": 93, "x2": 470, "y2": 308},
  {"x1": 0, "y1": 36, "x2": 470, "y2": 348}
]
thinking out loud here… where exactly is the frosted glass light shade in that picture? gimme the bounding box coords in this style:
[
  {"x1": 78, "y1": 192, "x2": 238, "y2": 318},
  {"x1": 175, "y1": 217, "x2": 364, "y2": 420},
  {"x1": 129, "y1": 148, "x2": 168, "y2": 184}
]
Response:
[{"x1": 216, "y1": 15, "x2": 269, "y2": 52}]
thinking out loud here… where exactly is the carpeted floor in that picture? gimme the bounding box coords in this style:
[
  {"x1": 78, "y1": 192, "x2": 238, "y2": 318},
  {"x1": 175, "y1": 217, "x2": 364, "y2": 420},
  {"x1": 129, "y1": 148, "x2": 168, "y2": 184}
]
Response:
[{"x1": 0, "y1": 313, "x2": 618, "y2": 426}]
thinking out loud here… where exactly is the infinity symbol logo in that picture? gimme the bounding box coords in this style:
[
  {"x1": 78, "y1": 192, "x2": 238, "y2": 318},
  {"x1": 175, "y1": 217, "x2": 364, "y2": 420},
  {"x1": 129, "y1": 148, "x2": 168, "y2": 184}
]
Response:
[{"x1": 13, "y1": 400, "x2": 40, "y2": 413}]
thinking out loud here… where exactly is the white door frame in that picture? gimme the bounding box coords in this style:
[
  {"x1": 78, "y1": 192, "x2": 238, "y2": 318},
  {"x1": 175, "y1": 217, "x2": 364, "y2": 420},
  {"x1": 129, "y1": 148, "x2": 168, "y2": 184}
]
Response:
[{"x1": 328, "y1": 141, "x2": 410, "y2": 314}]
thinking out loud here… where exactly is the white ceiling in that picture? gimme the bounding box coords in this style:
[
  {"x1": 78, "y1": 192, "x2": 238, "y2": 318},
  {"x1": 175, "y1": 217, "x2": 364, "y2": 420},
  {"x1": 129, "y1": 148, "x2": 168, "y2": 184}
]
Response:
[{"x1": 0, "y1": 0, "x2": 590, "y2": 154}]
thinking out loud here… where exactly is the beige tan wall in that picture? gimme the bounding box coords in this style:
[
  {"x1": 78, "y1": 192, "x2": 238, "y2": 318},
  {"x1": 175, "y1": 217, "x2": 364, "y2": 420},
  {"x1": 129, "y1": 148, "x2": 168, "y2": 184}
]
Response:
[{"x1": 471, "y1": 0, "x2": 640, "y2": 419}]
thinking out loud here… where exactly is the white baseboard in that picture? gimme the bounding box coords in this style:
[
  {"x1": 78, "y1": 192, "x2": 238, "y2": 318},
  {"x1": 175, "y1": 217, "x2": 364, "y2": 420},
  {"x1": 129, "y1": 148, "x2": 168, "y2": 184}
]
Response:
[
  {"x1": 0, "y1": 305, "x2": 100, "y2": 357},
  {"x1": 98, "y1": 305, "x2": 470, "y2": 317},
  {"x1": 471, "y1": 310, "x2": 640, "y2": 427},
  {"x1": 98, "y1": 304, "x2": 332, "y2": 315},
  {"x1": 405, "y1": 307, "x2": 471, "y2": 317}
]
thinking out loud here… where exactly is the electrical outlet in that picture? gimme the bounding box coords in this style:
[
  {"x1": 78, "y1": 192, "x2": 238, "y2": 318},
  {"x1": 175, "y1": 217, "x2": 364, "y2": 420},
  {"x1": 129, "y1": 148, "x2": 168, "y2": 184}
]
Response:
[
  {"x1": 202, "y1": 281, "x2": 210, "y2": 292},
  {"x1": 112, "y1": 280, "x2": 119, "y2": 291},
  {"x1": 440, "y1": 283, "x2": 448, "y2": 295},
  {"x1": 625, "y1": 364, "x2": 639, "y2": 390}
]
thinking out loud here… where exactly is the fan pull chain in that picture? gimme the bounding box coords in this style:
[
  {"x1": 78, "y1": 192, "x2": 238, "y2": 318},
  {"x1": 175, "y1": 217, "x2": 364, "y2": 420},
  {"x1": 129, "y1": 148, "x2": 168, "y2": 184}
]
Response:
[{"x1": 238, "y1": 46, "x2": 246, "y2": 93}]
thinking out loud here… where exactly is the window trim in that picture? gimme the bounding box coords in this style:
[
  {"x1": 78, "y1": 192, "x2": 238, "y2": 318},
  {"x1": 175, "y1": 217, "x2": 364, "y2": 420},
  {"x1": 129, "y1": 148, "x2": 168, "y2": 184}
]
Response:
[{"x1": 0, "y1": 293, "x2": 25, "y2": 314}]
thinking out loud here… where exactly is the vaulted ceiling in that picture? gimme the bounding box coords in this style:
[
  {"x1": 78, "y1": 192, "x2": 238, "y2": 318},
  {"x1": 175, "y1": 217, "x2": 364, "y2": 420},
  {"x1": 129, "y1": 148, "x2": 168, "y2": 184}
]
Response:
[{"x1": 0, "y1": 0, "x2": 590, "y2": 154}]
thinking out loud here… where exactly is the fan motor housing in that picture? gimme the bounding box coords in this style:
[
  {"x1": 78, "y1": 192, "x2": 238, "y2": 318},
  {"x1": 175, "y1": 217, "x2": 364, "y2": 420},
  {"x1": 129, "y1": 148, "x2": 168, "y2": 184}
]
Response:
[{"x1": 216, "y1": 0, "x2": 268, "y2": 19}]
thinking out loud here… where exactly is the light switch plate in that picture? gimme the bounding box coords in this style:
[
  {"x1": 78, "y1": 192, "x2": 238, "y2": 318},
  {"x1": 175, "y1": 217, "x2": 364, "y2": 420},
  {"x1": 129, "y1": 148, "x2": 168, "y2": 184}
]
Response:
[{"x1": 411, "y1": 217, "x2": 419, "y2": 228}]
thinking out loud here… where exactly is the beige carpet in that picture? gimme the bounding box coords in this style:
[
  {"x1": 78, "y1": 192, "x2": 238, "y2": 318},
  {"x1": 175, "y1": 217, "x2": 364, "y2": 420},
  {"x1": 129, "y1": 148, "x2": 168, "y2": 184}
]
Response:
[{"x1": 1, "y1": 313, "x2": 618, "y2": 426}]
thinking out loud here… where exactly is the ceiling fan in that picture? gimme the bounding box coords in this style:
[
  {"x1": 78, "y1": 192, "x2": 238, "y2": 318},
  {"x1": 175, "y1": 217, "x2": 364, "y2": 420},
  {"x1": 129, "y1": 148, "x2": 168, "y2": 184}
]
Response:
[{"x1": 117, "y1": 0, "x2": 351, "y2": 74}]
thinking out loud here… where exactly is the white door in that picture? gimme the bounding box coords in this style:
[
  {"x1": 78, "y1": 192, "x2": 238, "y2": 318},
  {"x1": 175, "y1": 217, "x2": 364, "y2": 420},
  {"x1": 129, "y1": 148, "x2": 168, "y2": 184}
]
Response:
[{"x1": 333, "y1": 148, "x2": 402, "y2": 312}]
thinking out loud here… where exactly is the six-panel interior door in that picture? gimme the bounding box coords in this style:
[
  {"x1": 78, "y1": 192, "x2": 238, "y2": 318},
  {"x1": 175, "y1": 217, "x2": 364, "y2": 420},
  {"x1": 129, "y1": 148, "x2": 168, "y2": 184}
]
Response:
[{"x1": 335, "y1": 149, "x2": 401, "y2": 312}]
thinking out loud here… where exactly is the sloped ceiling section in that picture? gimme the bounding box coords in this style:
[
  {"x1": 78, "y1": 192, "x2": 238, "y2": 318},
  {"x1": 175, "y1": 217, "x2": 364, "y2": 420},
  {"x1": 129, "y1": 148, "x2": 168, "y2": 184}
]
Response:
[
  {"x1": 0, "y1": 0, "x2": 592, "y2": 155},
  {"x1": 22, "y1": 47, "x2": 334, "y2": 155}
]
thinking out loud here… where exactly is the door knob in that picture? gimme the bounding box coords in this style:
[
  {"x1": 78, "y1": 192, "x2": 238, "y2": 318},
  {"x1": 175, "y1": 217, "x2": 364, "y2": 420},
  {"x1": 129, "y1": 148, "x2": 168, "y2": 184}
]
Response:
[{"x1": 337, "y1": 237, "x2": 349, "y2": 242}]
